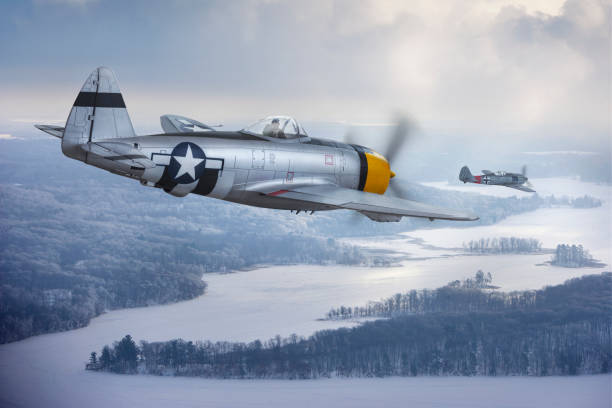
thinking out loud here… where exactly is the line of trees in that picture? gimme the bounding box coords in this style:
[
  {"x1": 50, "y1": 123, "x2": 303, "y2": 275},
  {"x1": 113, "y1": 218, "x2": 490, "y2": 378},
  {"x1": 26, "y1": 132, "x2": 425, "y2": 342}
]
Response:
[
  {"x1": 550, "y1": 244, "x2": 605, "y2": 268},
  {"x1": 89, "y1": 273, "x2": 612, "y2": 378},
  {"x1": 570, "y1": 195, "x2": 603, "y2": 208},
  {"x1": 463, "y1": 237, "x2": 543, "y2": 254},
  {"x1": 87, "y1": 334, "x2": 139, "y2": 373},
  {"x1": 326, "y1": 271, "x2": 517, "y2": 320}
]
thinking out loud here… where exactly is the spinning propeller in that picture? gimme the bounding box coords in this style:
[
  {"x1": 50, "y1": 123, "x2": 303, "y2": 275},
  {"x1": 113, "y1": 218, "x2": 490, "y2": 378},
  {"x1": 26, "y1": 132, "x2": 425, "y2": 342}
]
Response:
[
  {"x1": 521, "y1": 165, "x2": 535, "y2": 190},
  {"x1": 344, "y1": 116, "x2": 416, "y2": 200}
]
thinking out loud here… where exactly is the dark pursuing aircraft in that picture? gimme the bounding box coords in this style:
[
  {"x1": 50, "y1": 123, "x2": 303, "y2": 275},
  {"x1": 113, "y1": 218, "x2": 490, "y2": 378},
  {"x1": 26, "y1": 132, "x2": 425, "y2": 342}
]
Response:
[
  {"x1": 459, "y1": 166, "x2": 535, "y2": 193},
  {"x1": 35, "y1": 66, "x2": 479, "y2": 222}
]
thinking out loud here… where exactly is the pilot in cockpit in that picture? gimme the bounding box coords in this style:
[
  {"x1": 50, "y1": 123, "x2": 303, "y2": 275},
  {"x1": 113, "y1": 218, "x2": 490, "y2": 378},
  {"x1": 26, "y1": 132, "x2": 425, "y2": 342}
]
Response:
[{"x1": 262, "y1": 118, "x2": 285, "y2": 138}]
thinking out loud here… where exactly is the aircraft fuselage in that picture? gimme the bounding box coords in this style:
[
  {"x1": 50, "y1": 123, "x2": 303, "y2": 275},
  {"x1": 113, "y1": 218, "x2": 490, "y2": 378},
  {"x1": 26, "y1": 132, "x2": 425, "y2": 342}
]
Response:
[
  {"x1": 75, "y1": 131, "x2": 391, "y2": 212},
  {"x1": 458, "y1": 165, "x2": 535, "y2": 193},
  {"x1": 474, "y1": 173, "x2": 527, "y2": 186}
]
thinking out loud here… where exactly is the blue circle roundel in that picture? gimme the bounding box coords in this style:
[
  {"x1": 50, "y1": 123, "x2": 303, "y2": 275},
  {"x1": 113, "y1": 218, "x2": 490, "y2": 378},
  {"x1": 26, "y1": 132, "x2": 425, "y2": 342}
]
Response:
[{"x1": 168, "y1": 142, "x2": 206, "y2": 184}]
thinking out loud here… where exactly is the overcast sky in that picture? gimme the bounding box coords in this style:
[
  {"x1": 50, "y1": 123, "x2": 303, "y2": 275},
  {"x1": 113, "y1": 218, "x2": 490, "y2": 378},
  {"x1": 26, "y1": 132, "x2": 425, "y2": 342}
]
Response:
[{"x1": 0, "y1": 0, "x2": 609, "y2": 150}]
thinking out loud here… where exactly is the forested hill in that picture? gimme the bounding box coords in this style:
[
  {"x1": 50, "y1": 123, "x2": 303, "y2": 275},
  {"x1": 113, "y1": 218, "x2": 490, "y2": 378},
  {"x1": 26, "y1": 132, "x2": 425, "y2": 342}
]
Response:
[
  {"x1": 91, "y1": 273, "x2": 611, "y2": 378},
  {"x1": 0, "y1": 180, "x2": 362, "y2": 343},
  {"x1": 324, "y1": 268, "x2": 608, "y2": 320}
]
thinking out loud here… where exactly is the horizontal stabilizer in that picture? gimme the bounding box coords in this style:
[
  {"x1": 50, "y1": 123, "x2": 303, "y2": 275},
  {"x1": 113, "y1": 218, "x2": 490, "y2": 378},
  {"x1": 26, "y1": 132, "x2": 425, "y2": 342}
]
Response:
[
  {"x1": 161, "y1": 115, "x2": 216, "y2": 134},
  {"x1": 80, "y1": 141, "x2": 155, "y2": 169},
  {"x1": 481, "y1": 170, "x2": 494, "y2": 175},
  {"x1": 35, "y1": 124, "x2": 64, "y2": 138}
]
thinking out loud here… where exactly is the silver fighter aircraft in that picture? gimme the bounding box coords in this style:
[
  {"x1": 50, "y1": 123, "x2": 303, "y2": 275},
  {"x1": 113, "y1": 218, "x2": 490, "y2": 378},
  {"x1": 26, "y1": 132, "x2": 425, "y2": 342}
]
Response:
[
  {"x1": 36, "y1": 67, "x2": 478, "y2": 222},
  {"x1": 459, "y1": 166, "x2": 535, "y2": 193}
]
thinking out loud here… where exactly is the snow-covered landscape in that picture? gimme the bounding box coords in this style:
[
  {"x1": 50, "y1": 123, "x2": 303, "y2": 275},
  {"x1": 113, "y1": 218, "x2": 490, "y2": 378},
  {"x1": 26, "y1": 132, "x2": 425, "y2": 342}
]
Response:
[
  {"x1": 417, "y1": 178, "x2": 611, "y2": 264},
  {"x1": 0, "y1": 178, "x2": 610, "y2": 408},
  {"x1": 2, "y1": 0, "x2": 610, "y2": 404}
]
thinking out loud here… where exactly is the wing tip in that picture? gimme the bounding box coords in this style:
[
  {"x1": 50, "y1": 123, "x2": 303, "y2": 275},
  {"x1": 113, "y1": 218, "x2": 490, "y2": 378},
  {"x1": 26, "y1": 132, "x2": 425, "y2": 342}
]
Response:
[
  {"x1": 34, "y1": 124, "x2": 64, "y2": 138},
  {"x1": 452, "y1": 214, "x2": 479, "y2": 221}
]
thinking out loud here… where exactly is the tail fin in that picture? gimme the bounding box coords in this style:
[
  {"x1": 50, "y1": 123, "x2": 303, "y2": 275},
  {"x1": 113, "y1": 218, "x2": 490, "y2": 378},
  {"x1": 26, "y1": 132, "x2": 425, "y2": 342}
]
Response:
[
  {"x1": 62, "y1": 67, "x2": 135, "y2": 160},
  {"x1": 459, "y1": 166, "x2": 474, "y2": 183}
]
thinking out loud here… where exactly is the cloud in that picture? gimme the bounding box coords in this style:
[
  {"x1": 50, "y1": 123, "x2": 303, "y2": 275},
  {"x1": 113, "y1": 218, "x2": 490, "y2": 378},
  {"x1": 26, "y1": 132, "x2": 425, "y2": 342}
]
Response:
[
  {"x1": 11, "y1": 118, "x2": 64, "y2": 124},
  {"x1": 0, "y1": 0, "x2": 608, "y2": 147},
  {"x1": 0, "y1": 133, "x2": 19, "y2": 140},
  {"x1": 522, "y1": 151, "x2": 601, "y2": 156}
]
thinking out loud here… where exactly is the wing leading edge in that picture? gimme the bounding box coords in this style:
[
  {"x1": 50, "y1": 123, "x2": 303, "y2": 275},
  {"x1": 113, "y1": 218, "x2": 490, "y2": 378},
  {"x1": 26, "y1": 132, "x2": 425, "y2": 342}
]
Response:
[
  {"x1": 160, "y1": 114, "x2": 216, "y2": 133},
  {"x1": 267, "y1": 185, "x2": 479, "y2": 222}
]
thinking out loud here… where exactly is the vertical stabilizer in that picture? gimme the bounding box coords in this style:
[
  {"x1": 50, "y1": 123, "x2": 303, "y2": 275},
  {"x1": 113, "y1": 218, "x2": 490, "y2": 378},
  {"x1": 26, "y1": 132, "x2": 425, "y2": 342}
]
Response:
[
  {"x1": 459, "y1": 166, "x2": 474, "y2": 183},
  {"x1": 62, "y1": 67, "x2": 135, "y2": 160}
]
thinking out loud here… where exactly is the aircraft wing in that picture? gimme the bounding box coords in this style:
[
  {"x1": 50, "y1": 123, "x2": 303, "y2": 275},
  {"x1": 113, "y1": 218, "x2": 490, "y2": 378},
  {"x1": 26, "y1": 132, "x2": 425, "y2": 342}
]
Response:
[
  {"x1": 266, "y1": 185, "x2": 479, "y2": 222},
  {"x1": 160, "y1": 114, "x2": 216, "y2": 133},
  {"x1": 507, "y1": 184, "x2": 536, "y2": 193}
]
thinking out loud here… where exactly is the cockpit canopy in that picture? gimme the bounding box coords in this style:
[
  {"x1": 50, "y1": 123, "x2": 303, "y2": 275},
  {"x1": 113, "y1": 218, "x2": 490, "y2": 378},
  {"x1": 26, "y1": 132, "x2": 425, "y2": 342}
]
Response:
[{"x1": 241, "y1": 116, "x2": 308, "y2": 140}]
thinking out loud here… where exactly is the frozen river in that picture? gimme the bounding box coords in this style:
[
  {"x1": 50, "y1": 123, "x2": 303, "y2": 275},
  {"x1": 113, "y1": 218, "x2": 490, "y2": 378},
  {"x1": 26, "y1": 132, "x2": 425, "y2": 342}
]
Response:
[{"x1": 0, "y1": 178, "x2": 610, "y2": 407}]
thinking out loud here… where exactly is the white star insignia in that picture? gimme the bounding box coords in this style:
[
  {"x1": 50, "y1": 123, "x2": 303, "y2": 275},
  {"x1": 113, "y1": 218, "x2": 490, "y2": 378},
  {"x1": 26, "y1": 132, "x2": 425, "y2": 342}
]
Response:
[{"x1": 174, "y1": 145, "x2": 204, "y2": 180}]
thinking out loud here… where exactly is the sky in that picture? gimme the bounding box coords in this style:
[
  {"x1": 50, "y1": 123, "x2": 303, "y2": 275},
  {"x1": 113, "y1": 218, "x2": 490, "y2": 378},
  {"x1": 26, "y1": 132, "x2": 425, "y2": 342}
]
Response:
[{"x1": 0, "y1": 0, "x2": 610, "y2": 152}]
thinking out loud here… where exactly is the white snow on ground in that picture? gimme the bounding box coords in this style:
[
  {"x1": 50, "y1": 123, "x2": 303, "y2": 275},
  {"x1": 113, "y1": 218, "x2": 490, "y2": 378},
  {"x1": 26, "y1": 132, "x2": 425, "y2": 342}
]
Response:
[
  {"x1": 343, "y1": 235, "x2": 457, "y2": 258},
  {"x1": 0, "y1": 178, "x2": 610, "y2": 408},
  {"x1": 1, "y1": 372, "x2": 610, "y2": 408}
]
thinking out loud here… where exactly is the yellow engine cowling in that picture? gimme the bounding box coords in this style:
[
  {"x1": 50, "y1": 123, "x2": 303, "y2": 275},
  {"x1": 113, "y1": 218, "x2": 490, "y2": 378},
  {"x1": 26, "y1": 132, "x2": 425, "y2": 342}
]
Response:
[{"x1": 363, "y1": 150, "x2": 394, "y2": 194}]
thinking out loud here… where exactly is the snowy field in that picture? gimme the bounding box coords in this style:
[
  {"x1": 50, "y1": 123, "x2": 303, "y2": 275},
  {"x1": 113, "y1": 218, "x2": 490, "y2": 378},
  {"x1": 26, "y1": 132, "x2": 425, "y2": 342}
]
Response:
[
  {"x1": 1, "y1": 372, "x2": 609, "y2": 408},
  {"x1": 0, "y1": 178, "x2": 610, "y2": 408}
]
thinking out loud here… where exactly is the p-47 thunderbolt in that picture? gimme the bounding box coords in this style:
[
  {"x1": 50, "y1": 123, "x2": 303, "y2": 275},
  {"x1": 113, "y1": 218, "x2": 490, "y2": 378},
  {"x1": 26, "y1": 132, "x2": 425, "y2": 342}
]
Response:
[
  {"x1": 459, "y1": 166, "x2": 535, "y2": 193},
  {"x1": 35, "y1": 67, "x2": 478, "y2": 222}
]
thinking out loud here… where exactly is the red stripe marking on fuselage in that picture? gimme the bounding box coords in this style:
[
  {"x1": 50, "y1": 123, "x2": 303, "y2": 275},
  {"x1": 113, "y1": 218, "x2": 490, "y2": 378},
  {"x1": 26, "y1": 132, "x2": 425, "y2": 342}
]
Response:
[
  {"x1": 474, "y1": 175, "x2": 482, "y2": 184},
  {"x1": 268, "y1": 189, "x2": 289, "y2": 196}
]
